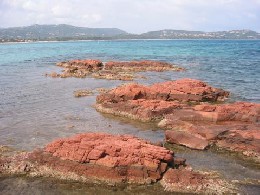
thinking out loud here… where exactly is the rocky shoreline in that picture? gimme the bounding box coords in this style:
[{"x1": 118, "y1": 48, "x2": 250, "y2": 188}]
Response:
[{"x1": 1, "y1": 58, "x2": 259, "y2": 194}]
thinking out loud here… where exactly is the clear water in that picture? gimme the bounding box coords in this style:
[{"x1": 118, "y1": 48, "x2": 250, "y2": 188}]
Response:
[{"x1": 0, "y1": 40, "x2": 259, "y2": 194}]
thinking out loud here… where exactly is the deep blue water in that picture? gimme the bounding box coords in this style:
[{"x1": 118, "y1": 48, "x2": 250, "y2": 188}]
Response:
[{"x1": 0, "y1": 39, "x2": 260, "y2": 194}]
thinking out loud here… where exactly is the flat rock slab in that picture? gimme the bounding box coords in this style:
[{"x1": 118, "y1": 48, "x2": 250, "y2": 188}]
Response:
[
  {"x1": 160, "y1": 168, "x2": 236, "y2": 194},
  {"x1": 47, "y1": 59, "x2": 183, "y2": 80},
  {"x1": 165, "y1": 130, "x2": 209, "y2": 150}
]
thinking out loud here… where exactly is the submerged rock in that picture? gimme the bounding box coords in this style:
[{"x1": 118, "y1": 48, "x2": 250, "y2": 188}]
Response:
[
  {"x1": 104, "y1": 60, "x2": 184, "y2": 72},
  {"x1": 92, "y1": 70, "x2": 135, "y2": 81},
  {"x1": 74, "y1": 89, "x2": 94, "y2": 97}
]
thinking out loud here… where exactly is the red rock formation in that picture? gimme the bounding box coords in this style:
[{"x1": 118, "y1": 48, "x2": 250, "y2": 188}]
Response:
[
  {"x1": 57, "y1": 59, "x2": 103, "y2": 71},
  {"x1": 0, "y1": 133, "x2": 236, "y2": 194},
  {"x1": 47, "y1": 59, "x2": 184, "y2": 79},
  {"x1": 96, "y1": 99, "x2": 182, "y2": 122},
  {"x1": 216, "y1": 129, "x2": 260, "y2": 158},
  {"x1": 160, "y1": 168, "x2": 235, "y2": 194},
  {"x1": 193, "y1": 102, "x2": 260, "y2": 122},
  {"x1": 104, "y1": 60, "x2": 184, "y2": 72},
  {"x1": 162, "y1": 102, "x2": 260, "y2": 152},
  {"x1": 26, "y1": 133, "x2": 175, "y2": 184},
  {"x1": 95, "y1": 79, "x2": 260, "y2": 161},
  {"x1": 46, "y1": 59, "x2": 103, "y2": 78},
  {"x1": 165, "y1": 130, "x2": 209, "y2": 150},
  {"x1": 96, "y1": 79, "x2": 229, "y2": 104},
  {"x1": 149, "y1": 79, "x2": 229, "y2": 102}
]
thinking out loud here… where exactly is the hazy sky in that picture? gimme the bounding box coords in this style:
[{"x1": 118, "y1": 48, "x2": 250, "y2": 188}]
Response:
[{"x1": 0, "y1": 0, "x2": 259, "y2": 33}]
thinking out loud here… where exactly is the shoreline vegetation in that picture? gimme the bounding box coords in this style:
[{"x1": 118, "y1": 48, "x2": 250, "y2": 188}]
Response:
[
  {"x1": 0, "y1": 24, "x2": 259, "y2": 43},
  {"x1": 1, "y1": 58, "x2": 259, "y2": 194}
]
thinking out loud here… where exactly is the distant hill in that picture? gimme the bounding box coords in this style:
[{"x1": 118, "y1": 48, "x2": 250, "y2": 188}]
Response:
[
  {"x1": 0, "y1": 24, "x2": 259, "y2": 42},
  {"x1": 139, "y1": 29, "x2": 260, "y2": 39},
  {"x1": 0, "y1": 24, "x2": 127, "y2": 41}
]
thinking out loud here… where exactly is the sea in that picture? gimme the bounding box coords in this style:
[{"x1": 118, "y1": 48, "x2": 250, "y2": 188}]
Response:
[{"x1": 0, "y1": 40, "x2": 259, "y2": 194}]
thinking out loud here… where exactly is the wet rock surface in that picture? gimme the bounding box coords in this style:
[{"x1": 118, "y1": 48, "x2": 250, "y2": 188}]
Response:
[
  {"x1": 0, "y1": 133, "x2": 174, "y2": 185},
  {"x1": 74, "y1": 89, "x2": 94, "y2": 97},
  {"x1": 95, "y1": 79, "x2": 260, "y2": 161},
  {"x1": 92, "y1": 70, "x2": 136, "y2": 81},
  {"x1": 104, "y1": 60, "x2": 184, "y2": 72},
  {"x1": 160, "y1": 167, "x2": 236, "y2": 194},
  {"x1": 46, "y1": 59, "x2": 183, "y2": 80},
  {"x1": 0, "y1": 133, "x2": 237, "y2": 194}
]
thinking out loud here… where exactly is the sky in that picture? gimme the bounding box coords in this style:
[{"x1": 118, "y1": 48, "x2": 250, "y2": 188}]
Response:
[{"x1": 0, "y1": 0, "x2": 259, "y2": 33}]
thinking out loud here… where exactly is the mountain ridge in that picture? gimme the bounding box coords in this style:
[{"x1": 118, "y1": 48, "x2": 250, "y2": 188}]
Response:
[{"x1": 1, "y1": 24, "x2": 259, "y2": 42}]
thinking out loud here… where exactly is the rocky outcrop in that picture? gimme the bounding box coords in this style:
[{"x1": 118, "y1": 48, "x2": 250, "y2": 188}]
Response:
[
  {"x1": 193, "y1": 102, "x2": 259, "y2": 123},
  {"x1": 1, "y1": 133, "x2": 175, "y2": 185},
  {"x1": 95, "y1": 79, "x2": 260, "y2": 161},
  {"x1": 0, "y1": 133, "x2": 236, "y2": 194},
  {"x1": 96, "y1": 99, "x2": 182, "y2": 122},
  {"x1": 104, "y1": 60, "x2": 184, "y2": 72},
  {"x1": 57, "y1": 60, "x2": 103, "y2": 71},
  {"x1": 96, "y1": 79, "x2": 229, "y2": 104},
  {"x1": 46, "y1": 59, "x2": 184, "y2": 80},
  {"x1": 162, "y1": 102, "x2": 260, "y2": 155}
]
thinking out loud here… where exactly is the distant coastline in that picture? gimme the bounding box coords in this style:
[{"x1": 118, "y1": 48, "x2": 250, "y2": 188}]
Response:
[
  {"x1": 1, "y1": 24, "x2": 259, "y2": 43},
  {"x1": 1, "y1": 38, "x2": 260, "y2": 45}
]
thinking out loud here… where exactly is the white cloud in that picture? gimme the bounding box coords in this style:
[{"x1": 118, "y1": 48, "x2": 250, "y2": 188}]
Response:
[{"x1": 0, "y1": 0, "x2": 259, "y2": 33}]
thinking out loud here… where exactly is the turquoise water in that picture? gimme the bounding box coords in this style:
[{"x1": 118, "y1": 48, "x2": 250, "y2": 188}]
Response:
[
  {"x1": 0, "y1": 40, "x2": 260, "y2": 149},
  {"x1": 1, "y1": 40, "x2": 259, "y2": 102},
  {"x1": 0, "y1": 40, "x2": 260, "y2": 194}
]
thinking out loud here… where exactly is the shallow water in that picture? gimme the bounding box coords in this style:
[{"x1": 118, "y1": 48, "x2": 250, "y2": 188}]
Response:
[{"x1": 0, "y1": 40, "x2": 260, "y2": 194}]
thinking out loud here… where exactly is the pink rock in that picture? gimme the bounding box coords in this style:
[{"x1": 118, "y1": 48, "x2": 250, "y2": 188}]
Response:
[
  {"x1": 97, "y1": 79, "x2": 229, "y2": 104},
  {"x1": 43, "y1": 133, "x2": 175, "y2": 184},
  {"x1": 165, "y1": 130, "x2": 209, "y2": 150}
]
